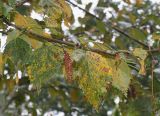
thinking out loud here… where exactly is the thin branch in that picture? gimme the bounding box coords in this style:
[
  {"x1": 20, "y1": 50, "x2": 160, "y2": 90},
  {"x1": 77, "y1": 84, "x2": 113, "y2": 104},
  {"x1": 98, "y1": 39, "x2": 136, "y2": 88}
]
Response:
[
  {"x1": 2, "y1": 16, "x2": 116, "y2": 56},
  {"x1": 66, "y1": 0, "x2": 101, "y2": 21},
  {"x1": 113, "y1": 27, "x2": 148, "y2": 48},
  {"x1": 1, "y1": 16, "x2": 159, "y2": 58},
  {"x1": 148, "y1": 46, "x2": 156, "y2": 115},
  {"x1": 66, "y1": 0, "x2": 148, "y2": 48}
]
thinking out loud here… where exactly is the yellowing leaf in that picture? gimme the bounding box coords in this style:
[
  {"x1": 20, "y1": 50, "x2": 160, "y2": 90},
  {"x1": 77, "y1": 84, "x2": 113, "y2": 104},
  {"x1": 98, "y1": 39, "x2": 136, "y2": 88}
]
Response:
[
  {"x1": 133, "y1": 48, "x2": 147, "y2": 60},
  {"x1": 14, "y1": 13, "x2": 28, "y2": 28},
  {"x1": 152, "y1": 33, "x2": 160, "y2": 40},
  {"x1": 79, "y1": 74, "x2": 107, "y2": 111},
  {"x1": 112, "y1": 60, "x2": 132, "y2": 96},
  {"x1": 139, "y1": 61, "x2": 145, "y2": 75},
  {"x1": 27, "y1": 45, "x2": 63, "y2": 90},
  {"x1": 45, "y1": 8, "x2": 62, "y2": 28},
  {"x1": 133, "y1": 48, "x2": 148, "y2": 75},
  {"x1": 45, "y1": 7, "x2": 63, "y2": 38},
  {"x1": 15, "y1": 73, "x2": 19, "y2": 84},
  {"x1": 14, "y1": 13, "x2": 43, "y2": 49},
  {"x1": 25, "y1": 36, "x2": 43, "y2": 49},
  {"x1": 71, "y1": 49, "x2": 85, "y2": 62},
  {"x1": 86, "y1": 51, "x2": 113, "y2": 76},
  {"x1": 57, "y1": 0, "x2": 73, "y2": 27},
  {"x1": 136, "y1": 0, "x2": 143, "y2": 5},
  {"x1": 6, "y1": 79, "x2": 16, "y2": 93},
  {"x1": 74, "y1": 52, "x2": 112, "y2": 110},
  {"x1": 70, "y1": 89, "x2": 79, "y2": 103},
  {"x1": 3, "y1": 38, "x2": 31, "y2": 66}
]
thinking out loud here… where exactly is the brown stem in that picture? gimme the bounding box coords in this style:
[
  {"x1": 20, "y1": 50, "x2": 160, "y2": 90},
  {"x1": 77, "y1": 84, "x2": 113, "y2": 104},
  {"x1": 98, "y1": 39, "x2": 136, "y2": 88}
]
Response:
[{"x1": 148, "y1": 46, "x2": 156, "y2": 115}]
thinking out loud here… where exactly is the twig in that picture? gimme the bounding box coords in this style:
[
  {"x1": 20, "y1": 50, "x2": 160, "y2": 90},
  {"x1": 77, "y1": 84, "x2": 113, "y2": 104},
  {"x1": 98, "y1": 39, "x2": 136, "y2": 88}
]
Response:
[
  {"x1": 148, "y1": 46, "x2": 156, "y2": 115},
  {"x1": 151, "y1": 60, "x2": 155, "y2": 115},
  {"x1": 113, "y1": 27, "x2": 148, "y2": 48}
]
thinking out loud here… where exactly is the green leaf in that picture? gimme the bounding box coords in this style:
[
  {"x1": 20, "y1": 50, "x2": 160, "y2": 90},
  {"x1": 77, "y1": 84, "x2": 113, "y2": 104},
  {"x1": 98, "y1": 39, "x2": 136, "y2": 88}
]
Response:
[
  {"x1": 27, "y1": 45, "x2": 63, "y2": 90},
  {"x1": 6, "y1": 30, "x2": 21, "y2": 45},
  {"x1": 152, "y1": 32, "x2": 160, "y2": 40},
  {"x1": 112, "y1": 59, "x2": 132, "y2": 96},
  {"x1": 85, "y1": 2, "x2": 92, "y2": 11},
  {"x1": 120, "y1": 97, "x2": 152, "y2": 116},
  {"x1": 129, "y1": 28, "x2": 146, "y2": 41},
  {"x1": 2, "y1": 3, "x2": 12, "y2": 17},
  {"x1": 4, "y1": 38, "x2": 32, "y2": 66},
  {"x1": 39, "y1": 0, "x2": 54, "y2": 7},
  {"x1": 96, "y1": 20, "x2": 106, "y2": 33},
  {"x1": 8, "y1": 0, "x2": 16, "y2": 6},
  {"x1": 45, "y1": 7, "x2": 63, "y2": 38},
  {"x1": 71, "y1": 49, "x2": 85, "y2": 62}
]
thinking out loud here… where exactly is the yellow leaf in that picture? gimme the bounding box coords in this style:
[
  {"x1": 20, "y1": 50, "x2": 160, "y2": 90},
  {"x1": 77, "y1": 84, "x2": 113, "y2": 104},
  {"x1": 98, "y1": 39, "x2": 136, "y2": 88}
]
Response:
[
  {"x1": 86, "y1": 51, "x2": 113, "y2": 76},
  {"x1": 14, "y1": 13, "x2": 43, "y2": 49},
  {"x1": 112, "y1": 60, "x2": 131, "y2": 96},
  {"x1": 136, "y1": 0, "x2": 143, "y2": 5},
  {"x1": 133, "y1": 48, "x2": 148, "y2": 75},
  {"x1": 152, "y1": 33, "x2": 160, "y2": 40},
  {"x1": 43, "y1": 33, "x2": 52, "y2": 38},
  {"x1": 76, "y1": 52, "x2": 112, "y2": 110},
  {"x1": 133, "y1": 48, "x2": 147, "y2": 60},
  {"x1": 15, "y1": 73, "x2": 19, "y2": 84},
  {"x1": 6, "y1": 79, "x2": 15, "y2": 93},
  {"x1": 14, "y1": 13, "x2": 28, "y2": 28},
  {"x1": 25, "y1": 36, "x2": 43, "y2": 49},
  {"x1": 79, "y1": 74, "x2": 107, "y2": 110},
  {"x1": 57, "y1": 0, "x2": 73, "y2": 27},
  {"x1": 139, "y1": 60, "x2": 146, "y2": 75}
]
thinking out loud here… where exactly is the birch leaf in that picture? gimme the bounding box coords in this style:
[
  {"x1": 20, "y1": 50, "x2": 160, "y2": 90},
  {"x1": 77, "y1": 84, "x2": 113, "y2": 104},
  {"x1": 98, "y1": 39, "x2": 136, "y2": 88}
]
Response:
[
  {"x1": 133, "y1": 48, "x2": 148, "y2": 75},
  {"x1": 14, "y1": 13, "x2": 43, "y2": 49},
  {"x1": 27, "y1": 45, "x2": 63, "y2": 90},
  {"x1": 57, "y1": 0, "x2": 73, "y2": 27},
  {"x1": 112, "y1": 60, "x2": 132, "y2": 96},
  {"x1": 74, "y1": 52, "x2": 113, "y2": 110},
  {"x1": 3, "y1": 38, "x2": 31, "y2": 66}
]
